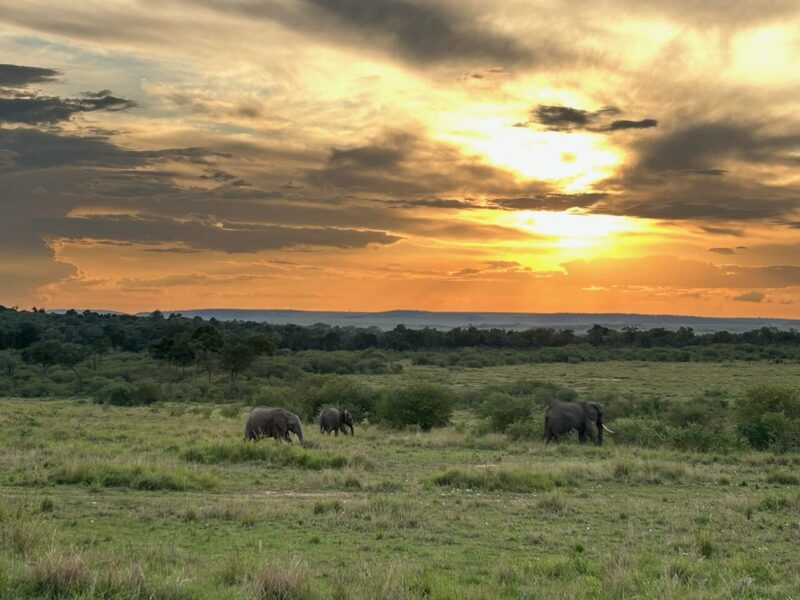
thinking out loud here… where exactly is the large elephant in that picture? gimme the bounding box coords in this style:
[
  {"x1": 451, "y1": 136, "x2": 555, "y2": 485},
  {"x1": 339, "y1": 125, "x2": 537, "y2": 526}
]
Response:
[
  {"x1": 543, "y1": 401, "x2": 614, "y2": 446},
  {"x1": 244, "y1": 407, "x2": 304, "y2": 444},
  {"x1": 319, "y1": 407, "x2": 354, "y2": 436}
]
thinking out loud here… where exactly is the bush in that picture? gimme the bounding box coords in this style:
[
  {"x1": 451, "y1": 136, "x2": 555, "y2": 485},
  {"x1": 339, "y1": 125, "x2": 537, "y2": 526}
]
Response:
[
  {"x1": 476, "y1": 380, "x2": 576, "y2": 438},
  {"x1": 376, "y1": 383, "x2": 454, "y2": 430},
  {"x1": 479, "y1": 392, "x2": 532, "y2": 432},
  {"x1": 97, "y1": 382, "x2": 162, "y2": 406},
  {"x1": 734, "y1": 385, "x2": 800, "y2": 450}
]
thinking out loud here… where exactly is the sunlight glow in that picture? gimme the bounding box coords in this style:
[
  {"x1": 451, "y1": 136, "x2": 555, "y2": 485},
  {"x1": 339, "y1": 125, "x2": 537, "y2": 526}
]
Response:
[
  {"x1": 435, "y1": 116, "x2": 621, "y2": 191},
  {"x1": 500, "y1": 209, "x2": 642, "y2": 248}
]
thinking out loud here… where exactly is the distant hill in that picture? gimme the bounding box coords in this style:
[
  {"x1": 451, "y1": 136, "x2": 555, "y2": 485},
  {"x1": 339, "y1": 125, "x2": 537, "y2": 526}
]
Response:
[{"x1": 135, "y1": 309, "x2": 800, "y2": 333}]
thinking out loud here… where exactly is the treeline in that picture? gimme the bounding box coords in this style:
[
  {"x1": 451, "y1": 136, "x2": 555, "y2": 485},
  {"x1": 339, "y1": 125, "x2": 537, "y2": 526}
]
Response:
[{"x1": 2, "y1": 306, "x2": 800, "y2": 354}]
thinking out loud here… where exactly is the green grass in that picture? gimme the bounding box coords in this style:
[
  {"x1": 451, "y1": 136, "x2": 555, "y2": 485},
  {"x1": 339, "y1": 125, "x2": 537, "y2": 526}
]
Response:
[
  {"x1": 433, "y1": 468, "x2": 558, "y2": 492},
  {"x1": 181, "y1": 440, "x2": 348, "y2": 470},
  {"x1": 3, "y1": 360, "x2": 800, "y2": 598}
]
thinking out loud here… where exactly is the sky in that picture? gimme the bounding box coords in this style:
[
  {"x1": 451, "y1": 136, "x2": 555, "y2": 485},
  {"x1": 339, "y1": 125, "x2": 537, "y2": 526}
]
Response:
[{"x1": 1, "y1": 0, "x2": 800, "y2": 316}]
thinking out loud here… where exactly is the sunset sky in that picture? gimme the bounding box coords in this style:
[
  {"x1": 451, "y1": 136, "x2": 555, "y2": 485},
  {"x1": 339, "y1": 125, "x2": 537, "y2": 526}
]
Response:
[{"x1": 2, "y1": 0, "x2": 800, "y2": 315}]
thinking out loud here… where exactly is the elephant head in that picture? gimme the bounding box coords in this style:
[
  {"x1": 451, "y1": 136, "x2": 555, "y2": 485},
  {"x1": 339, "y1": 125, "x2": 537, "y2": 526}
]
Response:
[
  {"x1": 341, "y1": 410, "x2": 354, "y2": 435},
  {"x1": 583, "y1": 402, "x2": 614, "y2": 445}
]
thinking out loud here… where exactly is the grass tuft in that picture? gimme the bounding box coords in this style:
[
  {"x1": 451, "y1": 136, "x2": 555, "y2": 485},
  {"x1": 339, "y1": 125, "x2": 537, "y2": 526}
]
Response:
[
  {"x1": 766, "y1": 469, "x2": 800, "y2": 485},
  {"x1": 433, "y1": 468, "x2": 557, "y2": 492},
  {"x1": 29, "y1": 549, "x2": 87, "y2": 596},
  {"x1": 182, "y1": 441, "x2": 347, "y2": 470},
  {"x1": 50, "y1": 459, "x2": 216, "y2": 491},
  {"x1": 245, "y1": 557, "x2": 312, "y2": 600}
]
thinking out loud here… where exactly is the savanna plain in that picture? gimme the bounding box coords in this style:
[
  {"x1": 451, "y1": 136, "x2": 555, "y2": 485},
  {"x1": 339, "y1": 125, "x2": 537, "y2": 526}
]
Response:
[{"x1": 3, "y1": 360, "x2": 800, "y2": 599}]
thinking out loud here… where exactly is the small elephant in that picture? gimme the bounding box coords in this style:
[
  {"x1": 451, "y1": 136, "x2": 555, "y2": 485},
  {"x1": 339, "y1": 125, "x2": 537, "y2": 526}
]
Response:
[
  {"x1": 543, "y1": 401, "x2": 614, "y2": 446},
  {"x1": 244, "y1": 407, "x2": 304, "y2": 445},
  {"x1": 319, "y1": 407, "x2": 354, "y2": 436}
]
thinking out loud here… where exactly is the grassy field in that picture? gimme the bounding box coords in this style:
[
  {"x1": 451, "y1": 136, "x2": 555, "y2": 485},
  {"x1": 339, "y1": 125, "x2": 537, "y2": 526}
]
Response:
[{"x1": 2, "y1": 361, "x2": 800, "y2": 599}]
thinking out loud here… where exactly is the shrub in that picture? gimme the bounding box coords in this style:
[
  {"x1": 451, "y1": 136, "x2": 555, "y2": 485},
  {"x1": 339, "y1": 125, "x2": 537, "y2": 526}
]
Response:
[
  {"x1": 479, "y1": 392, "x2": 532, "y2": 432},
  {"x1": 477, "y1": 380, "x2": 577, "y2": 437},
  {"x1": 100, "y1": 383, "x2": 134, "y2": 406},
  {"x1": 376, "y1": 383, "x2": 454, "y2": 430},
  {"x1": 734, "y1": 385, "x2": 800, "y2": 450}
]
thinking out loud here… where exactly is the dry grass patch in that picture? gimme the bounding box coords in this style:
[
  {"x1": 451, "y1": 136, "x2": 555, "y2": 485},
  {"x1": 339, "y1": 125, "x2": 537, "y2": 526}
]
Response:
[{"x1": 245, "y1": 557, "x2": 313, "y2": 600}]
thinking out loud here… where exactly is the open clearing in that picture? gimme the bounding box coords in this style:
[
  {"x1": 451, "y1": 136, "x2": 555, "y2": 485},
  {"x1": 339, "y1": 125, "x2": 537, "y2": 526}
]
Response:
[{"x1": 2, "y1": 361, "x2": 800, "y2": 599}]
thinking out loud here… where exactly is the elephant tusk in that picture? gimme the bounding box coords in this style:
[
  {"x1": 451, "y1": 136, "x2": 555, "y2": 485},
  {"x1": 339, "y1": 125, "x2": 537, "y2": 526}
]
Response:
[{"x1": 602, "y1": 424, "x2": 615, "y2": 434}]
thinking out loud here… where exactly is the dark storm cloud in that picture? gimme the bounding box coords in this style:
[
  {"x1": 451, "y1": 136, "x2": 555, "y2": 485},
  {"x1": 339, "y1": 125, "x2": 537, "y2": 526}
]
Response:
[
  {"x1": 0, "y1": 128, "x2": 219, "y2": 171},
  {"x1": 197, "y1": 0, "x2": 534, "y2": 66},
  {"x1": 607, "y1": 119, "x2": 658, "y2": 131},
  {"x1": 382, "y1": 198, "x2": 477, "y2": 210},
  {"x1": 489, "y1": 193, "x2": 607, "y2": 211},
  {"x1": 518, "y1": 105, "x2": 656, "y2": 133},
  {"x1": 329, "y1": 144, "x2": 406, "y2": 169},
  {"x1": 304, "y1": 0, "x2": 532, "y2": 64},
  {"x1": 0, "y1": 63, "x2": 60, "y2": 87},
  {"x1": 0, "y1": 91, "x2": 136, "y2": 124},
  {"x1": 635, "y1": 123, "x2": 800, "y2": 172},
  {"x1": 309, "y1": 131, "x2": 550, "y2": 197},
  {"x1": 39, "y1": 214, "x2": 402, "y2": 253},
  {"x1": 592, "y1": 120, "x2": 800, "y2": 221},
  {"x1": 601, "y1": 181, "x2": 800, "y2": 220},
  {"x1": 534, "y1": 105, "x2": 617, "y2": 129}
]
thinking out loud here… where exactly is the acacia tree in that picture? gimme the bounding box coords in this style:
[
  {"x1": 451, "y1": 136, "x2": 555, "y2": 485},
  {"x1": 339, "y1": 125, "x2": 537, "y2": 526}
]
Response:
[
  {"x1": 189, "y1": 325, "x2": 224, "y2": 383},
  {"x1": 21, "y1": 340, "x2": 62, "y2": 376},
  {"x1": 58, "y1": 343, "x2": 89, "y2": 385},
  {"x1": 220, "y1": 334, "x2": 275, "y2": 380}
]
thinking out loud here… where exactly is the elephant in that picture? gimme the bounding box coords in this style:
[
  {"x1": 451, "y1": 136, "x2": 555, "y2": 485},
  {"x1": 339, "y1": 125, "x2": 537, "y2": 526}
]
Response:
[
  {"x1": 244, "y1": 407, "x2": 304, "y2": 445},
  {"x1": 543, "y1": 401, "x2": 614, "y2": 446},
  {"x1": 319, "y1": 407, "x2": 354, "y2": 436}
]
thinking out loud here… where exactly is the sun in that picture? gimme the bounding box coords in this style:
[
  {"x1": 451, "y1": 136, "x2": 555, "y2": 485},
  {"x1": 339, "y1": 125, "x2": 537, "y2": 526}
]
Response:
[
  {"x1": 494, "y1": 208, "x2": 644, "y2": 249},
  {"x1": 434, "y1": 116, "x2": 621, "y2": 191}
]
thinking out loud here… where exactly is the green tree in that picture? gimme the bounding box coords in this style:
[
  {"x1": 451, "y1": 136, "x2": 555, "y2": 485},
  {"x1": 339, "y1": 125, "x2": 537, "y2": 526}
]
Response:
[
  {"x1": 189, "y1": 325, "x2": 224, "y2": 383},
  {"x1": 220, "y1": 334, "x2": 275, "y2": 380},
  {"x1": 376, "y1": 383, "x2": 454, "y2": 430},
  {"x1": 734, "y1": 384, "x2": 800, "y2": 451},
  {"x1": 0, "y1": 350, "x2": 18, "y2": 380},
  {"x1": 21, "y1": 340, "x2": 62, "y2": 376},
  {"x1": 58, "y1": 343, "x2": 89, "y2": 385}
]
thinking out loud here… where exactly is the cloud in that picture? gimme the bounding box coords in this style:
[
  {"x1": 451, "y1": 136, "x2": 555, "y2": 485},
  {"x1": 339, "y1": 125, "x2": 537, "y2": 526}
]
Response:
[
  {"x1": 0, "y1": 91, "x2": 136, "y2": 125},
  {"x1": 635, "y1": 122, "x2": 800, "y2": 172},
  {"x1": 193, "y1": 0, "x2": 535, "y2": 67},
  {"x1": 308, "y1": 130, "x2": 551, "y2": 197},
  {"x1": 519, "y1": 104, "x2": 657, "y2": 133},
  {"x1": 561, "y1": 255, "x2": 800, "y2": 289},
  {"x1": 700, "y1": 225, "x2": 745, "y2": 236},
  {"x1": 607, "y1": 119, "x2": 658, "y2": 131},
  {"x1": 0, "y1": 63, "x2": 60, "y2": 87},
  {"x1": 733, "y1": 291, "x2": 765, "y2": 303},
  {"x1": 489, "y1": 193, "x2": 607, "y2": 211},
  {"x1": 39, "y1": 214, "x2": 402, "y2": 253}
]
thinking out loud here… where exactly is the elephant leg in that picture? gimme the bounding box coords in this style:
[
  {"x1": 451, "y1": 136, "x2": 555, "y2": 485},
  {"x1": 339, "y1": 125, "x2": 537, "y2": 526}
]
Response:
[
  {"x1": 334, "y1": 428, "x2": 338, "y2": 437},
  {"x1": 585, "y1": 421, "x2": 597, "y2": 445}
]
